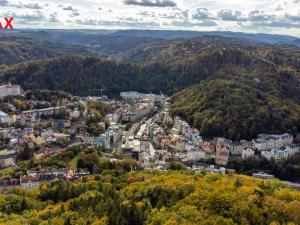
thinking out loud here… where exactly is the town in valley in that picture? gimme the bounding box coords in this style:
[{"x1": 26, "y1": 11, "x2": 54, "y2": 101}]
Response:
[
  {"x1": 0, "y1": 82, "x2": 299, "y2": 190},
  {"x1": 1, "y1": 0, "x2": 300, "y2": 221}
]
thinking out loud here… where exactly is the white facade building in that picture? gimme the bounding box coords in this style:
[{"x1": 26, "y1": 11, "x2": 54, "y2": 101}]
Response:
[
  {"x1": 0, "y1": 83, "x2": 21, "y2": 98},
  {"x1": 261, "y1": 145, "x2": 299, "y2": 161},
  {"x1": 254, "y1": 134, "x2": 293, "y2": 151},
  {"x1": 20, "y1": 177, "x2": 41, "y2": 190},
  {"x1": 69, "y1": 108, "x2": 80, "y2": 119},
  {"x1": 253, "y1": 172, "x2": 274, "y2": 180},
  {"x1": 21, "y1": 107, "x2": 62, "y2": 121},
  {"x1": 120, "y1": 91, "x2": 164, "y2": 105},
  {"x1": 0, "y1": 111, "x2": 9, "y2": 124},
  {"x1": 187, "y1": 150, "x2": 206, "y2": 161}
]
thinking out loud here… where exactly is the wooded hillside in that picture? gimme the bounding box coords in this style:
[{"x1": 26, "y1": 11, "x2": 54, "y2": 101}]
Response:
[{"x1": 0, "y1": 171, "x2": 299, "y2": 225}]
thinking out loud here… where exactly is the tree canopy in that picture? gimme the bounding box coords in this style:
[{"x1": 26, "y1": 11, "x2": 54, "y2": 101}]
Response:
[{"x1": 0, "y1": 171, "x2": 299, "y2": 225}]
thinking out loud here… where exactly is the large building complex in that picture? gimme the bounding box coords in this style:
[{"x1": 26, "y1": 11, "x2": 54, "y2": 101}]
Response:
[
  {"x1": 21, "y1": 107, "x2": 63, "y2": 121},
  {"x1": 120, "y1": 91, "x2": 165, "y2": 105}
]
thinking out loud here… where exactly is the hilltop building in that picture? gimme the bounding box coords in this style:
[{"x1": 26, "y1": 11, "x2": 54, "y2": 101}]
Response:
[{"x1": 0, "y1": 83, "x2": 21, "y2": 98}]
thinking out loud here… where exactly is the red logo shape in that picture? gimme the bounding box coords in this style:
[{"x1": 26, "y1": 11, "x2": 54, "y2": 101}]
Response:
[
  {"x1": 4, "y1": 17, "x2": 13, "y2": 29},
  {"x1": 0, "y1": 17, "x2": 13, "y2": 30}
]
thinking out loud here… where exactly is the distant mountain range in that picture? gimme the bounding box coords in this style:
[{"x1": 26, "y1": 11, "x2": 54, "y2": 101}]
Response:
[
  {"x1": 0, "y1": 29, "x2": 299, "y2": 65},
  {"x1": 108, "y1": 29, "x2": 300, "y2": 45},
  {"x1": 15, "y1": 29, "x2": 300, "y2": 46}
]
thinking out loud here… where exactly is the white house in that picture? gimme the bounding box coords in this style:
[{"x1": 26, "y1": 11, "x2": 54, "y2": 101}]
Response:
[
  {"x1": 187, "y1": 150, "x2": 206, "y2": 161},
  {"x1": 20, "y1": 175, "x2": 41, "y2": 190},
  {"x1": 0, "y1": 111, "x2": 9, "y2": 124},
  {"x1": 0, "y1": 83, "x2": 21, "y2": 98},
  {"x1": 261, "y1": 149, "x2": 288, "y2": 161}
]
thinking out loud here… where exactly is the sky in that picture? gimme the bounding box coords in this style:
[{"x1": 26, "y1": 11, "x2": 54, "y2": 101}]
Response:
[{"x1": 0, "y1": 0, "x2": 300, "y2": 36}]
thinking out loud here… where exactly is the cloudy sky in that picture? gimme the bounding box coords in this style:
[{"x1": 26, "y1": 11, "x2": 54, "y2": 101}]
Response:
[{"x1": 1, "y1": 0, "x2": 300, "y2": 36}]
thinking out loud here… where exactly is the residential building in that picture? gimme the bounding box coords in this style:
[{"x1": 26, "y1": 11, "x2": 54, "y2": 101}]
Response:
[
  {"x1": 91, "y1": 134, "x2": 109, "y2": 148},
  {"x1": 112, "y1": 109, "x2": 122, "y2": 123},
  {"x1": 215, "y1": 138, "x2": 231, "y2": 166},
  {"x1": 20, "y1": 175, "x2": 41, "y2": 189},
  {"x1": 69, "y1": 108, "x2": 80, "y2": 119},
  {"x1": 187, "y1": 150, "x2": 206, "y2": 161},
  {"x1": 242, "y1": 148, "x2": 255, "y2": 159},
  {"x1": 254, "y1": 134, "x2": 293, "y2": 151},
  {"x1": 0, "y1": 111, "x2": 9, "y2": 124},
  {"x1": 261, "y1": 145, "x2": 299, "y2": 161},
  {"x1": 0, "y1": 83, "x2": 21, "y2": 98},
  {"x1": 0, "y1": 149, "x2": 16, "y2": 168},
  {"x1": 21, "y1": 107, "x2": 63, "y2": 121},
  {"x1": 92, "y1": 124, "x2": 123, "y2": 149},
  {"x1": 121, "y1": 91, "x2": 164, "y2": 105},
  {"x1": 229, "y1": 142, "x2": 245, "y2": 156},
  {"x1": 106, "y1": 125, "x2": 123, "y2": 148},
  {"x1": 122, "y1": 101, "x2": 154, "y2": 122}
]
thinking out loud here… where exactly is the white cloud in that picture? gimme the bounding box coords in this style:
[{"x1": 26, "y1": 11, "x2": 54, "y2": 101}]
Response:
[
  {"x1": 217, "y1": 9, "x2": 246, "y2": 21},
  {"x1": 0, "y1": 0, "x2": 299, "y2": 36},
  {"x1": 192, "y1": 8, "x2": 214, "y2": 20},
  {"x1": 123, "y1": 0, "x2": 177, "y2": 7}
]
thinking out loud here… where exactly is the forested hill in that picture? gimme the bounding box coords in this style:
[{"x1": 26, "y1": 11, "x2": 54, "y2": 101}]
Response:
[
  {"x1": 1, "y1": 36, "x2": 300, "y2": 139},
  {"x1": 170, "y1": 79, "x2": 300, "y2": 140},
  {"x1": 0, "y1": 56, "x2": 137, "y2": 96},
  {"x1": 0, "y1": 171, "x2": 299, "y2": 225},
  {"x1": 124, "y1": 36, "x2": 300, "y2": 65},
  {"x1": 0, "y1": 34, "x2": 99, "y2": 65},
  {"x1": 1, "y1": 37, "x2": 300, "y2": 99},
  {"x1": 0, "y1": 40, "x2": 63, "y2": 65}
]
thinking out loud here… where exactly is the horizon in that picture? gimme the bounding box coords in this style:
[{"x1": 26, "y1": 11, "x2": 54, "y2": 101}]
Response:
[{"x1": 8, "y1": 28, "x2": 300, "y2": 40}]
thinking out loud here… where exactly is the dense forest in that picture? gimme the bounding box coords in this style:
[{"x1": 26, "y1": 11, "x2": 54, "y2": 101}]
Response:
[
  {"x1": 1, "y1": 36, "x2": 300, "y2": 139},
  {"x1": 0, "y1": 56, "x2": 136, "y2": 96},
  {"x1": 170, "y1": 79, "x2": 300, "y2": 140},
  {"x1": 0, "y1": 170, "x2": 299, "y2": 225},
  {"x1": 2, "y1": 37, "x2": 300, "y2": 97}
]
